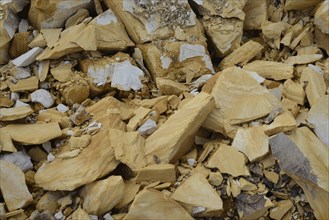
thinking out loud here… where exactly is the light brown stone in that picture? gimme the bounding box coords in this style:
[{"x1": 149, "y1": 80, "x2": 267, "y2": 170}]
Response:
[
  {"x1": 136, "y1": 164, "x2": 176, "y2": 183},
  {"x1": 0, "y1": 161, "x2": 33, "y2": 211},
  {"x1": 81, "y1": 176, "x2": 125, "y2": 216}
]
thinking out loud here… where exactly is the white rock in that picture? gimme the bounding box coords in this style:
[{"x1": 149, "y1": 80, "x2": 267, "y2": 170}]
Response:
[
  {"x1": 187, "y1": 158, "x2": 196, "y2": 166},
  {"x1": 87, "y1": 63, "x2": 113, "y2": 86},
  {"x1": 94, "y1": 9, "x2": 117, "y2": 25},
  {"x1": 18, "y1": 19, "x2": 29, "y2": 33},
  {"x1": 12, "y1": 47, "x2": 44, "y2": 67},
  {"x1": 103, "y1": 213, "x2": 114, "y2": 220},
  {"x1": 137, "y1": 119, "x2": 157, "y2": 136},
  {"x1": 160, "y1": 55, "x2": 172, "y2": 69},
  {"x1": 11, "y1": 66, "x2": 31, "y2": 79},
  {"x1": 111, "y1": 60, "x2": 144, "y2": 91},
  {"x1": 179, "y1": 44, "x2": 214, "y2": 73},
  {"x1": 54, "y1": 210, "x2": 64, "y2": 220},
  {"x1": 191, "y1": 74, "x2": 213, "y2": 89},
  {"x1": 11, "y1": 92, "x2": 20, "y2": 101},
  {"x1": 14, "y1": 100, "x2": 30, "y2": 107},
  {"x1": 243, "y1": 69, "x2": 266, "y2": 84},
  {"x1": 192, "y1": 206, "x2": 206, "y2": 215},
  {"x1": 56, "y1": 104, "x2": 69, "y2": 113},
  {"x1": 47, "y1": 153, "x2": 55, "y2": 162},
  {"x1": 0, "y1": 151, "x2": 33, "y2": 172},
  {"x1": 31, "y1": 89, "x2": 54, "y2": 108},
  {"x1": 90, "y1": 215, "x2": 98, "y2": 220}
]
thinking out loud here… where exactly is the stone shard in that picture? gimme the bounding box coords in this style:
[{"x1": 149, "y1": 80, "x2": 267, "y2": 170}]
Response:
[
  {"x1": 218, "y1": 40, "x2": 263, "y2": 70},
  {"x1": 11, "y1": 47, "x2": 44, "y2": 67},
  {"x1": 2, "y1": 122, "x2": 62, "y2": 145},
  {"x1": 203, "y1": 67, "x2": 279, "y2": 136},
  {"x1": 171, "y1": 173, "x2": 223, "y2": 217},
  {"x1": 80, "y1": 176, "x2": 125, "y2": 216},
  {"x1": 0, "y1": 151, "x2": 33, "y2": 172},
  {"x1": 124, "y1": 189, "x2": 193, "y2": 220},
  {"x1": 232, "y1": 126, "x2": 269, "y2": 162},
  {"x1": 28, "y1": 0, "x2": 93, "y2": 30},
  {"x1": 243, "y1": 61, "x2": 294, "y2": 80},
  {"x1": 144, "y1": 92, "x2": 214, "y2": 164},
  {"x1": 243, "y1": 0, "x2": 268, "y2": 30},
  {"x1": 207, "y1": 144, "x2": 250, "y2": 177},
  {"x1": 135, "y1": 164, "x2": 176, "y2": 183},
  {"x1": 0, "y1": 106, "x2": 33, "y2": 121},
  {"x1": 282, "y1": 79, "x2": 305, "y2": 105},
  {"x1": 40, "y1": 29, "x2": 62, "y2": 48},
  {"x1": 236, "y1": 193, "x2": 274, "y2": 220},
  {"x1": 307, "y1": 95, "x2": 329, "y2": 147},
  {"x1": 36, "y1": 191, "x2": 62, "y2": 214},
  {"x1": 300, "y1": 67, "x2": 326, "y2": 106},
  {"x1": 156, "y1": 77, "x2": 189, "y2": 96},
  {"x1": 109, "y1": 129, "x2": 146, "y2": 171},
  {"x1": 34, "y1": 97, "x2": 125, "y2": 191},
  {"x1": 264, "y1": 111, "x2": 297, "y2": 136},
  {"x1": 269, "y1": 127, "x2": 329, "y2": 219},
  {"x1": 0, "y1": 128, "x2": 17, "y2": 153},
  {"x1": 0, "y1": 161, "x2": 33, "y2": 211}
]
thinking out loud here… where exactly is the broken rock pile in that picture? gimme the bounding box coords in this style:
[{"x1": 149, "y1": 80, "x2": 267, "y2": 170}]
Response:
[{"x1": 0, "y1": 0, "x2": 328, "y2": 219}]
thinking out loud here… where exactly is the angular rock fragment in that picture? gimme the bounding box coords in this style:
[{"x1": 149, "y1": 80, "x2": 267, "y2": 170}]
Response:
[
  {"x1": 65, "y1": 8, "x2": 89, "y2": 28},
  {"x1": 136, "y1": 164, "x2": 176, "y2": 183},
  {"x1": 6, "y1": 76, "x2": 39, "y2": 92},
  {"x1": 11, "y1": 47, "x2": 44, "y2": 67},
  {"x1": 243, "y1": 0, "x2": 268, "y2": 30},
  {"x1": 0, "y1": 129, "x2": 16, "y2": 153},
  {"x1": 264, "y1": 111, "x2": 296, "y2": 136},
  {"x1": 145, "y1": 92, "x2": 214, "y2": 164},
  {"x1": 0, "y1": 151, "x2": 33, "y2": 172},
  {"x1": 40, "y1": 29, "x2": 62, "y2": 49},
  {"x1": 203, "y1": 67, "x2": 279, "y2": 136},
  {"x1": 137, "y1": 119, "x2": 157, "y2": 136},
  {"x1": 307, "y1": 95, "x2": 329, "y2": 146},
  {"x1": 243, "y1": 61, "x2": 294, "y2": 80},
  {"x1": 232, "y1": 126, "x2": 269, "y2": 162},
  {"x1": 80, "y1": 176, "x2": 125, "y2": 216},
  {"x1": 9, "y1": 32, "x2": 30, "y2": 59},
  {"x1": 207, "y1": 144, "x2": 250, "y2": 177},
  {"x1": 34, "y1": 97, "x2": 124, "y2": 190},
  {"x1": 31, "y1": 89, "x2": 54, "y2": 108},
  {"x1": 0, "y1": 106, "x2": 33, "y2": 121},
  {"x1": 156, "y1": 77, "x2": 189, "y2": 96},
  {"x1": 28, "y1": 0, "x2": 93, "y2": 29},
  {"x1": 285, "y1": 54, "x2": 323, "y2": 65},
  {"x1": 109, "y1": 129, "x2": 146, "y2": 171},
  {"x1": 269, "y1": 127, "x2": 329, "y2": 219},
  {"x1": 236, "y1": 193, "x2": 274, "y2": 220},
  {"x1": 282, "y1": 79, "x2": 305, "y2": 105},
  {"x1": 300, "y1": 67, "x2": 326, "y2": 106},
  {"x1": 269, "y1": 200, "x2": 293, "y2": 220},
  {"x1": 171, "y1": 173, "x2": 223, "y2": 217},
  {"x1": 219, "y1": 40, "x2": 263, "y2": 70},
  {"x1": 124, "y1": 189, "x2": 193, "y2": 220},
  {"x1": 0, "y1": 161, "x2": 33, "y2": 211},
  {"x1": 3, "y1": 122, "x2": 62, "y2": 145}
]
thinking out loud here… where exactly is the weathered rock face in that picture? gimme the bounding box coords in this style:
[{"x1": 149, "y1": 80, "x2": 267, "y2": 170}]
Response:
[{"x1": 28, "y1": 0, "x2": 93, "y2": 30}]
